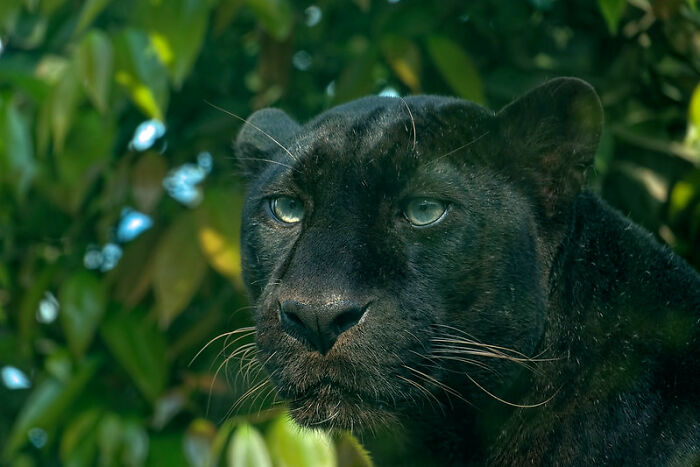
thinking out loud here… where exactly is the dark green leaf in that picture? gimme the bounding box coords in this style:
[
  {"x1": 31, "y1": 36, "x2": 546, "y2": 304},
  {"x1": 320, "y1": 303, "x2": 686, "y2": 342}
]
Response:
[
  {"x1": 60, "y1": 409, "x2": 101, "y2": 467},
  {"x1": 0, "y1": 96, "x2": 36, "y2": 198},
  {"x1": 74, "y1": 0, "x2": 112, "y2": 36},
  {"x1": 425, "y1": 35, "x2": 486, "y2": 105},
  {"x1": 597, "y1": 0, "x2": 626, "y2": 34},
  {"x1": 153, "y1": 212, "x2": 207, "y2": 328},
  {"x1": 101, "y1": 310, "x2": 168, "y2": 402},
  {"x1": 245, "y1": 0, "x2": 293, "y2": 40},
  {"x1": 59, "y1": 271, "x2": 106, "y2": 358}
]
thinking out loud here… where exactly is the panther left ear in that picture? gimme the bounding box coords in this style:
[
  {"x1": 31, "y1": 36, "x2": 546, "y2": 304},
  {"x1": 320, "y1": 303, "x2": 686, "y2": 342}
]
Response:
[
  {"x1": 235, "y1": 108, "x2": 301, "y2": 178},
  {"x1": 496, "y1": 77, "x2": 603, "y2": 218}
]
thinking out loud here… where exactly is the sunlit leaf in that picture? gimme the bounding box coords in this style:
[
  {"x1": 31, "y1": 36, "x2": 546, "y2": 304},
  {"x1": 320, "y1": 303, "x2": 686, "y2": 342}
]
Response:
[
  {"x1": 4, "y1": 357, "x2": 100, "y2": 458},
  {"x1": 101, "y1": 309, "x2": 168, "y2": 402},
  {"x1": 245, "y1": 0, "x2": 293, "y2": 40},
  {"x1": 266, "y1": 414, "x2": 335, "y2": 467},
  {"x1": 334, "y1": 432, "x2": 373, "y2": 467},
  {"x1": 59, "y1": 271, "x2": 106, "y2": 358},
  {"x1": 0, "y1": 96, "x2": 36, "y2": 198},
  {"x1": 74, "y1": 0, "x2": 112, "y2": 36},
  {"x1": 133, "y1": 0, "x2": 212, "y2": 88},
  {"x1": 153, "y1": 212, "x2": 208, "y2": 327},
  {"x1": 74, "y1": 29, "x2": 113, "y2": 113},
  {"x1": 687, "y1": 82, "x2": 700, "y2": 149},
  {"x1": 227, "y1": 424, "x2": 272, "y2": 467},
  {"x1": 597, "y1": 0, "x2": 626, "y2": 34},
  {"x1": 113, "y1": 28, "x2": 168, "y2": 120},
  {"x1": 381, "y1": 36, "x2": 421, "y2": 92},
  {"x1": 196, "y1": 188, "x2": 243, "y2": 288},
  {"x1": 425, "y1": 35, "x2": 485, "y2": 105},
  {"x1": 60, "y1": 409, "x2": 101, "y2": 466}
]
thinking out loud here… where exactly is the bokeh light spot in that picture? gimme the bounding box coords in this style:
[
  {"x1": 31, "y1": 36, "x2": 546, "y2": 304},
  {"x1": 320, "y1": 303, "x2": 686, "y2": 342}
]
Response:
[
  {"x1": 379, "y1": 87, "x2": 400, "y2": 97},
  {"x1": 100, "y1": 243, "x2": 123, "y2": 272},
  {"x1": 28, "y1": 427, "x2": 47, "y2": 448},
  {"x1": 305, "y1": 6, "x2": 322, "y2": 27},
  {"x1": 129, "y1": 119, "x2": 166, "y2": 152},
  {"x1": 2, "y1": 366, "x2": 31, "y2": 390},
  {"x1": 292, "y1": 51, "x2": 312, "y2": 71},
  {"x1": 116, "y1": 208, "x2": 154, "y2": 243},
  {"x1": 163, "y1": 162, "x2": 208, "y2": 207},
  {"x1": 37, "y1": 291, "x2": 59, "y2": 324}
]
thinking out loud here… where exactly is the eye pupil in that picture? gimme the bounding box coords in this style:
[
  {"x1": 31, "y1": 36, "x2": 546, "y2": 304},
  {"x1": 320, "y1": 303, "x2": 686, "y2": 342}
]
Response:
[
  {"x1": 404, "y1": 198, "x2": 447, "y2": 227},
  {"x1": 270, "y1": 197, "x2": 304, "y2": 224}
]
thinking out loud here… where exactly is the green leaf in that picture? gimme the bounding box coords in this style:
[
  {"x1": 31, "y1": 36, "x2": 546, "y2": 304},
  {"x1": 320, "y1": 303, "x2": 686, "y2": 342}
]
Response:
[
  {"x1": 4, "y1": 357, "x2": 100, "y2": 458},
  {"x1": 153, "y1": 212, "x2": 207, "y2": 328},
  {"x1": 48, "y1": 64, "x2": 82, "y2": 154},
  {"x1": 597, "y1": 0, "x2": 626, "y2": 34},
  {"x1": 74, "y1": 0, "x2": 112, "y2": 36},
  {"x1": 227, "y1": 424, "x2": 272, "y2": 467},
  {"x1": 196, "y1": 188, "x2": 244, "y2": 288},
  {"x1": 134, "y1": 0, "x2": 212, "y2": 89},
  {"x1": 74, "y1": 30, "x2": 113, "y2": 113},
  {"x1": 101, "y1": 309, "x2": 168, "y2": 402},
  {"x1": 0, "y1": 96, "x2": 36, "y2": 198},
  {"x1": 425, "y1": 35, "x2": 486, "y2": 105},
  {"x1": 245, "y1": 0, "x2": 293, "y2": 40},
  {"x1": 183, "y1": 419, "x2": 217, "y2": 467},
  {"x1": 131, "y1": 152, "x2": 167, "y2": 213},
  {"x1": 60, "y1": 409, "x2": 101, "y2": 467},
  {"x1": 113, "y1": 28, "x2": 169, "y2": 120},
  {"x1": 59, "y1": 271, "x2": 106, "y2": 358},
  {"x1": 266, "y1": 414, "x2": 335, "y2": 467}
]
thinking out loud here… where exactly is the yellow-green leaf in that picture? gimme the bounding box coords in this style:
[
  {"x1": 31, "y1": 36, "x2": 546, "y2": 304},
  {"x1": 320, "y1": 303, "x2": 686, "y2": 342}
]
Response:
[
  {"x1": 227, "y1": 424, "x2": 272, "y2": 467},
  {"x1": 266, "y1": 414, "x2": 336, "y2": 467},
  {"x1": 74, "y1": 29, "x2": 113, "y2": 113},
  {"x1": 425, "y1": 35, "x2": 485, "y2": 105},
  {"x1": 381, "y1": 36, "x2": 421, "y2": 92},
  {"x1": 59, "y1": 271, "x2": 106, "y2": 358},
  {"x1": 153, "y1": 212, "x2": 207, "y2": 327}
]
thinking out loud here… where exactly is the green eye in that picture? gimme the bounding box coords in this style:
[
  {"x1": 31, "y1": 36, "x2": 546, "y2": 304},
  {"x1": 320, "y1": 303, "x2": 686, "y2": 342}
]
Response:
[
  {"x1": 404, "y1": 198, "x2": 447, "y2": 227},
  {"x1": 269, "y1": 197, "x2": 304, "y2": 224}
]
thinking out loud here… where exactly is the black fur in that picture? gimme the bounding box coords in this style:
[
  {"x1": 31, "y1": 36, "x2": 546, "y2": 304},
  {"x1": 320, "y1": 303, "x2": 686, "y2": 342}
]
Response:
[{"x1": 235, "y1": 78, "x2": 700, "y2": 465}]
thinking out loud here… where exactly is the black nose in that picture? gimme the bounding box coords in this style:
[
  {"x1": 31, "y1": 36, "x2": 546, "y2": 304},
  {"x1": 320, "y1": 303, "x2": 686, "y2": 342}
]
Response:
[{"x1": 279, "y1": 300, "x2": 367, "y2": 355}]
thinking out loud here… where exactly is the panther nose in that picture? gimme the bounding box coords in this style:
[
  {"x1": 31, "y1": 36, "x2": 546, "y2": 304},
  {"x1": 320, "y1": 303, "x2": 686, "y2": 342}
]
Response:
[{"x1": 279, "y1": 300, "x2": 367, "y2": 355}]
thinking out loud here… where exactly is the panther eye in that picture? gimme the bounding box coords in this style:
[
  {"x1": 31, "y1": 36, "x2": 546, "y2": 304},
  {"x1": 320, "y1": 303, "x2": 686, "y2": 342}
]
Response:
[
  {"x1": 403, "y1": 198, "x2": 447, "y2": 227},
  {"x1": 269, "y1": 197, "x2": 304, "y2": 224}
]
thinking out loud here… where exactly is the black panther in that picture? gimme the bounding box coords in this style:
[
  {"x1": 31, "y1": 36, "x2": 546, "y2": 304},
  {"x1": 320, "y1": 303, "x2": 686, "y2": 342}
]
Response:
[{"x1": 234, "y1": 78, "x2": 700, "y2": 465}]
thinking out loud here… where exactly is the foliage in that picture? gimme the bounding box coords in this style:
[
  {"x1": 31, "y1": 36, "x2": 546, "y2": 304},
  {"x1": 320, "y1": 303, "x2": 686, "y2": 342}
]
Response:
[{"x1": 0, "y1": 0, "x2": 698, "y2": 465}]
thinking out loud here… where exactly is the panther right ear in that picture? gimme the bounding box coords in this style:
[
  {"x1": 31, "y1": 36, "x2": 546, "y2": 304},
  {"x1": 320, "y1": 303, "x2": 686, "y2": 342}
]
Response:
[{"x1": 235, "y1": 108, "x2": 300, "y2": 177}]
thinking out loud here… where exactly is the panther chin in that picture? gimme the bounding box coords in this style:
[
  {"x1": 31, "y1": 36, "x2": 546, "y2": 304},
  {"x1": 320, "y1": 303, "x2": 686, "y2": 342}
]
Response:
[{"x1": 283, "y1": 381, "x2": 398, "y2": 432}]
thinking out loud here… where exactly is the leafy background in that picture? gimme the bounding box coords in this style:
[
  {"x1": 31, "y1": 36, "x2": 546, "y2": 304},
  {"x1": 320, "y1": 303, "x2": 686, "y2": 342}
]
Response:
[{"x1": 0, "y1": 0, "x2": 699, "y2": 465}]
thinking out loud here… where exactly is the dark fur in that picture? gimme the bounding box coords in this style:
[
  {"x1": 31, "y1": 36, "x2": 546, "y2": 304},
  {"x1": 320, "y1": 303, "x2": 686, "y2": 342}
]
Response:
[{"x1": 235, "y1": 78, "x2": 700, "y2": 465}]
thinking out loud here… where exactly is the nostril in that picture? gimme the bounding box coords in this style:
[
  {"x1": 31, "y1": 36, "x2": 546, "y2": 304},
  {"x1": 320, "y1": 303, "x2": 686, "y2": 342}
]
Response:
[{"x1": 331, "y1": 306, "x2": 366, "y2": 335}]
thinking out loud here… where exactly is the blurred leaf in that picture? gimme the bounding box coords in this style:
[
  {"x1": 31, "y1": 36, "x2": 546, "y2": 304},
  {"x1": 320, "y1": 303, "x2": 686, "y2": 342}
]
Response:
[
  {"x1": 597, "y1": 0, "x2": 626, "y2": 34},
  {"x1": 669, "y1": 170, "x2": 700, "y2": 222},
  {"x1": 153, "y1": 212, "x2": 208, "y2": 328},
  {"x1": 40, "y1": 0, "x2": 68, "y2": 15},
  {"x1": 74, "y1": 30, "x2": 113, "y2": 113},
  {"x1": 131, "y1": 152, "x2": 167, "y2": 213},
  {"x1": 48, "y1": 64, "x2": 82, "y2": 154},
  {"x1": 101, "y1": 310, "x2": 168, "y2": 402},
  {"x1": 381, "y1": 36, "x2": 421, "y2": 92},
  {"x1": 121, "y1": 420, "x2": 149, "y2": 466},
  {"x1": 113, "y1": 28, "x2": 169, "y2": 120},
  {"x1": 334, "y1": 433, "x2": 373, "y2": 467},
  {"x1": 425, "y1": 35, "x2": 485, "y2": 105},
  {"x1": 334, "y1": 47, "x2": 377, "y2": 104},
  {"x1": 109, "y1": 228, "x2": 159, "y2": 307},
  {"x1": 265, "y1": 414, "x2": 335, "y2": 467},
  {"x1": 214, "y1": 0, "x2": 244, "y2": 34},
  {"x1": 4, "y1": 357, "x2": 100, "y2": 458},
  {"x1": 183, "y1": 419, "x2": 216, "y2": 467},
  {"x1": 0, "y1": 96, "x2": 36, "y2": 198},
  {"x1": 59, "y1": 271, "x2": 106, "y2": 358},
  {"x1": 227, "y1": 424, "x2": 272, "y2": 467},
  {"x1": 136, "y1": 0, "x2": 212, "y2": 88},
  {"x1": 74, "y1": 0, "x2": 112, "y2": 36},
  {"x1": 196, "y1": 188, "x2": 243, "y2": 288},
  {"x1": 688, "y1": 82, "x2": 700, "y2": 148},
  {"x1": 60, "y1": 409, "x2": 101, "y2": 467},
  {"x1": 245, "y1": 0, "x2": 293, "y2": 40}
]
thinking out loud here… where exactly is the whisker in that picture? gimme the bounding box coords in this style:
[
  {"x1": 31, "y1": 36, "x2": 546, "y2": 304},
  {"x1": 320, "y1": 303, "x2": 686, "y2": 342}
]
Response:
[
  {"x1": 189, "y1": 326, "x2": 255, "y2": 366},
  {"x1": 398, "y1": 96, "x2": 417, "y2": 149},
  {"x1": 431, "y1": 130, "x2": 489, "y2": 163},
  {"x1": 204, "y1": 100, "x2": 299, "y2": 162},
  {"x1": 464, "y1": 372, "x2": 560, "y2": 409}
]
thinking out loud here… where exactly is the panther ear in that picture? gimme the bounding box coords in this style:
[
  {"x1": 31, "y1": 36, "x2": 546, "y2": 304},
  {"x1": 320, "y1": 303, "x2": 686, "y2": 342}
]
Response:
[
  {"x1": 496, "y1": 77, "x2": 603, "y2": 218},
  {"x1": 235, "y1": 108, "x2": 300, "y2": 177}
]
